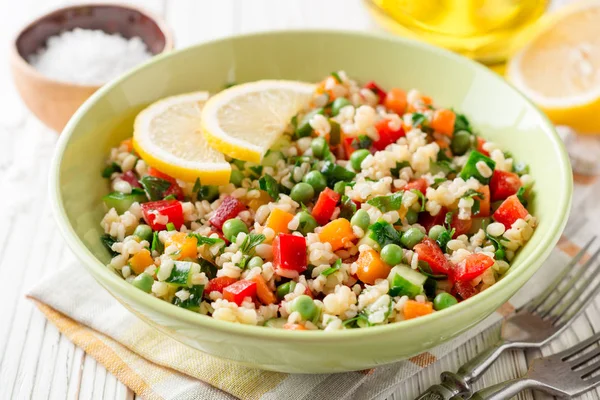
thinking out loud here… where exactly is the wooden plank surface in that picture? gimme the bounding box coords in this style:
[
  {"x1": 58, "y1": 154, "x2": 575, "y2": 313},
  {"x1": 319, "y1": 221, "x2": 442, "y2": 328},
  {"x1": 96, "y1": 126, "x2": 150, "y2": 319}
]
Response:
[{"x1": 0, "y1": 0, "x2": 589, "y2": 399}]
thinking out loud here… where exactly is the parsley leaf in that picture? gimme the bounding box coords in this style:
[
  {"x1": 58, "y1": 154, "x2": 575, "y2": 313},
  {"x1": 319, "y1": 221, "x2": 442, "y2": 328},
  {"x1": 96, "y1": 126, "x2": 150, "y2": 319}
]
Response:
[
  {"x1": 462, "y1": 189, "x2": 482, "y2": 215},
  {"x1": 198, "y1": 259, "x2": 218, "y2": 279},
  {"x1": 430, "y1": 160, "x2": 456, "y2": 175},
  {"x1": 192, "y1": 178, "x2": 201, "y2": 194},
  {"x1": 321, "y1": 259, "x2": 342, "y2": 276},
  {"x1": 248, "y1": 165, "x2": 263, "y2": 179},
  {"x1": 412, "y1": 112, "x2": 427, "y2": 127},
  {"x1": 101, "y1": 234, "x2": 118, "y2": 256},
  {"x1": 453, "y1": 112, "x2": 472, "y2": 133},
  {"x1": 321, "y1": 161, "x2": 356, "y2": 187},
  {"x1": 390, "y1": 161, "x2": 411, "y2": 178},
  {"x1": 102, "y1": 162, "x2": 122, "y2": 178},
  {"x1": 331, "y1": 71, "x2": 342, "y2": 83},
  {"x1": 367, "y1": 193, "x2": 403, "y2": 213},
  {"x1": 411, "y1": 189, "x2": 426, "y2": 212},
  {"x1": 139, "y1": 176, "x2": 172, "y2": 201},
  {"x1": 432, "y1": 177, "x2": 447, "y2": 188},
  {"x1": 187, "y1": 233, "x2": 225, "y2": 247},
  {"x1": 368, "y1": 221, "x2": 402, "y2": 247},
  {"x1": 151, "y1": 231, "x2": 164, "y2": 253},
  {"x1": 418, "y1": 261, "x2": 447, "y2": 279},
  {"x1": 339, "y1": 195, "x2": 357, "y2": 220},
  {"x1": 237, "y1": 233, "x2": 266, "y2": 269},
  {"x1": 259, "y1": 175, "x2": 280, "y2": 200},
  {"x1": 435, "y1": 212, "x2": 455, "y2": 252},
  {"x1": 517, "y1": 186, "x2": 528, "y2": 207},
  {"x1": 342, "y1": 313, "x2": 371, "y2": 328}
]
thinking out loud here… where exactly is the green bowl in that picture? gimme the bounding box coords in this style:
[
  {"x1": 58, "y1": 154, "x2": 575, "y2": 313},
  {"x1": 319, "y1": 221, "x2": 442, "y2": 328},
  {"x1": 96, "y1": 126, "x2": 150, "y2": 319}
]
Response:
[{"x1": 50, "y1": 30, "x2": 572, "y2": 373}]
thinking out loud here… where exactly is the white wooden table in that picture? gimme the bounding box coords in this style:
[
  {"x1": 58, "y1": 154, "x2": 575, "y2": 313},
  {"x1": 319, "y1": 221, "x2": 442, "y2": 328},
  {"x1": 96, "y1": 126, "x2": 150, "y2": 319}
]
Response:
[{"x1": 0, "y1": 1, "x2": 594, "y2": 399}]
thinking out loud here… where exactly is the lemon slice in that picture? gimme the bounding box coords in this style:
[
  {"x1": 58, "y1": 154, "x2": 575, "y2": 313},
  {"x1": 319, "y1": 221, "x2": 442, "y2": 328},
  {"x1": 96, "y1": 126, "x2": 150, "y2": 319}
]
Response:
[
  {"x1": 507, "y1": 1, "x2": 600, "y2": 133},
  {"x1": 133, "y1": 92, "x2": 231, "y2": 184},
  {"x1": 201, "y1": 80, "x2": 316, "y2": 162}
]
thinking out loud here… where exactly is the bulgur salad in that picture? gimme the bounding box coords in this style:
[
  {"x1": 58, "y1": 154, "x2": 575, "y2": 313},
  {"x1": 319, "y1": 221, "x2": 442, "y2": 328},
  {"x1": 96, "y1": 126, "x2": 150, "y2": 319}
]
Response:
[{"x1": 100, "y1": 72, "x2": 536, "y2": 331}]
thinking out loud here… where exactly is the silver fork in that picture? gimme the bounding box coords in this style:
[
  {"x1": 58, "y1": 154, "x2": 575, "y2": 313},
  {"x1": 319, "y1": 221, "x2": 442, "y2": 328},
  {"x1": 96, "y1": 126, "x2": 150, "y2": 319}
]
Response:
[
  {"x1": 416, "y1": 237, "x2": 600, "y2": 400},
  {"x1": 469, "y1": 331, "x2": 600, "y2": 399}
]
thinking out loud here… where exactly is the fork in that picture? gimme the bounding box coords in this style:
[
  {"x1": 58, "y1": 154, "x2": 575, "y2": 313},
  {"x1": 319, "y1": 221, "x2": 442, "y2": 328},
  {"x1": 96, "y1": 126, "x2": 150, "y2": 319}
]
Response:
[
  {"x1": 416, "y1": 237, "x2": 600, "y2": 400},
  {"x1": 469, "y1": 331, "x2": 600, "y2": 399}
]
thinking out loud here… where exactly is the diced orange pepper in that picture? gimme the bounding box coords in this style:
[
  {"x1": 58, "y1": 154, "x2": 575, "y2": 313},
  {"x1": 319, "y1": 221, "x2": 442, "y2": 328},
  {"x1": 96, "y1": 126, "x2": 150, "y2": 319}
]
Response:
[
  {"x1": 319, "y1": 218, "x2": 355, "y2": 251},
  {"x1": 475, "y1": 185, "x2": 491, "y2": 218},
  {"x1": 120, "y1": 138, "x2": 133, "y2": 152},
  {"x1": 283, "y1": 323, "x2": 307, "y2": 330},
  {"x1": 252, "y1": 274, "x2": 277, "y2": 305},
  {"x1": 355, "y1": 249, "x2": 391, "y2": 285},
  {"x1": 248, "y1": 190, "x2": 272, "y2": 211},
  {"x1": 403, "y1": 300, "x2": 434, "y2": 320},
  {"x1": 430, "y1": 109, "x2": 456, "y2": 137},
  {"x1": 384, "y1": 88, "x2": 407, "y2": 115},
  {"x1": 164, "y1": 232, "x2": 198, "y2": 260},
  {"x1": 129, "y1": 249, "x2": 154, "y2": 275},
  {"x1": 266, "y1": 208, "x2": 295, "y2": 235}
]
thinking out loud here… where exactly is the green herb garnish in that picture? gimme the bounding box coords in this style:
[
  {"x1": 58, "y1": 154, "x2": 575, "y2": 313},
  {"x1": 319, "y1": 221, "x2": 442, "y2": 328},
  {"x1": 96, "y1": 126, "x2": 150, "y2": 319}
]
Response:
[
  {"x1": 101, "y1": 162, "x2": 122, "y2": 178},
  {"x1": 259, "y1": 175, "x2": 280, "y2": 200},
  {"x1": 139, "y1": 176, "x2": 172, "y2": 201},
  {"x1": 367, "y1": 193, "x2": 403, "y2": 213},
  {"x1": 321, "y1": 259, "x2": 342, "y2": 277}
]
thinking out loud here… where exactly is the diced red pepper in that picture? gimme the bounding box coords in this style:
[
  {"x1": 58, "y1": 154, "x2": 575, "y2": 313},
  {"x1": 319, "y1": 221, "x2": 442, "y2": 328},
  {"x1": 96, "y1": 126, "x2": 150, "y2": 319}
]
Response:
[
  {"x1": 209, "y1": 196, "x2": 246, "y2": 230},
  {"x1": 223, "y1": 280, "x2": 257, "y2": 306},
  {"x1": 476, "y1": 137, "x2": 490, "y2": 156},
  {"x1": 419, "y1": 207, "x2": 448, "y2": 232},
  {"x1": 414, "y1": 238, "x2": 451, "y2": 275},
  {"x1": 205, "y1": 276, "x2": 238, "y2": 294},
  {"x1": 453, "y1": 281, "x2": 477, "y2": 300},
  {"x1": 148, "y1": 167, "x2": 184, "y2": 200},
  {"x1": 490, "y1": 170, "x2": 521, "y2": 202},
  {"x1": 140, "y1": 200, "x2": 184, "y2": 231},
  {"x1": 451, "y1": 213, "x2": 472, "y2": 238},
  {"x1": 474, "y1": 185, "x2": 491, "y2": 218},
  {"x1": 373, "y1": 119, "x2": 405, "y2": 151},
  {"x1": 312, "y1": 188, "x2": 340, "y2": 225},
  {"x1": 120, "y1": 170, "x2": 141, "y2": 188},
  {"x1": 273, "y1": 233, "x2": 307, "y2": 273},
  {"x1": 343, "y1": 137, "x2": 356, "y2": 159},
  {"x1": 493, "y1": 195, "x2": 528, "y2": 230},
  {"x1": 402, "y1": 178, "x2": 428, "y2": 195},
  {"x1": 451, "y1": 253, "x2": 495, "y2": 282},
  {"x1": 364, "y1": 81, "x2": 387, "y2": 104}
]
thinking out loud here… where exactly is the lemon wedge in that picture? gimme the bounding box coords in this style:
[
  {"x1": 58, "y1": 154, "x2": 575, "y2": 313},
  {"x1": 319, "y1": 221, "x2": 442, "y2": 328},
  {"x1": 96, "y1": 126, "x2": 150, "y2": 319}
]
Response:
[
  {"x1": 201, "y1": 80, "x2": 316, "y2": 162},
  {"x1": 133, "y1": 92, "x2": 231, "y2": 184},
  {"x1": 507, "y1": 1, "x2": 600, "y2": 133}
]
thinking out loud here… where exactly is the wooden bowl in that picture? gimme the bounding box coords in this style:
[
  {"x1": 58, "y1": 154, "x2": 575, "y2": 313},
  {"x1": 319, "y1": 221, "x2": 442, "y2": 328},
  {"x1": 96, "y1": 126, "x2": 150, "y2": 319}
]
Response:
[{"x1": 10, "y1": 4, "x2": 173, "y2": 132}]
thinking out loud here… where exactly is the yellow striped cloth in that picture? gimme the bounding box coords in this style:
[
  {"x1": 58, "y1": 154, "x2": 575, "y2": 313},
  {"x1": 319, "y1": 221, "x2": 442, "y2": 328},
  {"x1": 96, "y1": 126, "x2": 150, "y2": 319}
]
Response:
[{"x1": 26, "y1": 242, "x2": 577, "y2": 400}]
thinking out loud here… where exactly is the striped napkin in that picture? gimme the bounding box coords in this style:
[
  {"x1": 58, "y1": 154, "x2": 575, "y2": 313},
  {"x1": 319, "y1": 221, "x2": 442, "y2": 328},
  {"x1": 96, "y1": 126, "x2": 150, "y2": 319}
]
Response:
[{"x1": 25, "y1": 239, "x2": 578, "y2": 400}]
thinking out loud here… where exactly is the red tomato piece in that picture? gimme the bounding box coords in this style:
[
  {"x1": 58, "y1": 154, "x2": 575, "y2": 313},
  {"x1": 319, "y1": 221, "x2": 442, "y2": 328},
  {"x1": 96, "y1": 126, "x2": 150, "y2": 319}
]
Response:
[
  {"x1": 451, "y1": 213, "x2": 472, "y2": 238},
  {"x1": 148, "y1": 167, "x2": 184, "y2": 200},
  {"x1": 490, "y1": 170, "x2": 521, "y2": 202},
  {"x1": 205, "y1": 276, "x2": 238, "y2": 294},
  {"x1": 223, "y1": 280, "x2": 257, "y2": 306},
  {"x1": 273, "y1": 233, "x2": 307, "y2": 273},
  {"x1": 476, "y1": 137, "x2": 490, "y2": 156},
  {"x1": 474, "y1": 186, "x2": 491, "y2": 218},
  {"x1": 419, "y1": 207, "x2": 448, "y2": 232},
  {"x1": 120, "y1": 170, "x2": 141, "y2": 188},
  {"x1": 373, "y1": 119, "x2": 405, "y2": 151},
  {"x1": 312, "y1": 188, "x2": 340, "y2": 225},
  {"x1": 414, "y1": 238, "x2": 451, "y2": 274},
  {"x1": 493, "y1": 195, "x2": 528, "y2": 229},
  {"x1": 403, "y1": 178, "x2": 428, "y2": 195},
  {"x1": 140, "y1": 200, "x2": 184, "y2": 231},
  {"x1": 453, "y1": 281, "x2": 477, "y2": 300},
  {"x1": 451, "y1": 253, "x2": 495, "y2": 282},
  {"x1": 209, "y1": 196, "x2": 246, "y2": 230},
  {"x1": 364, "y1": 81, "x2": 387, "y2": 104}
]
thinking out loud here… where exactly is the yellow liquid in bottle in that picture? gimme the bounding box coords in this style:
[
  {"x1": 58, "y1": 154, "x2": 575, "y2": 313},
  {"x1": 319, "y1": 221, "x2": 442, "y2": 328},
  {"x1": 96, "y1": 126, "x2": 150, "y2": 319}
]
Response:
[{"x1": 365, "y1": 0, "x2": 548, "y2": 63}]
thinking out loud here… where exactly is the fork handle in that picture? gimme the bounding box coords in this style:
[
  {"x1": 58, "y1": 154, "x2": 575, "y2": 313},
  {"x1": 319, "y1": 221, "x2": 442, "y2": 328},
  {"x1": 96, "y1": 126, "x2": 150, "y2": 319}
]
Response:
[{"x1": 469, "y1": 378, "x2": 535, "y2": 400}]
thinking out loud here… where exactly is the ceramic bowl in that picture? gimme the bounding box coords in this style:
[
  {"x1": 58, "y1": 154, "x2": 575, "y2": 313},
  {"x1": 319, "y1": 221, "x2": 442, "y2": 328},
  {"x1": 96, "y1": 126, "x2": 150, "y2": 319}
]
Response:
[
  {"x1": 10, "y1": 3, "x2": 173, "y2": 132},
  {"x1": 50, "y1": 30, "x2": 572, "y2": 373}
]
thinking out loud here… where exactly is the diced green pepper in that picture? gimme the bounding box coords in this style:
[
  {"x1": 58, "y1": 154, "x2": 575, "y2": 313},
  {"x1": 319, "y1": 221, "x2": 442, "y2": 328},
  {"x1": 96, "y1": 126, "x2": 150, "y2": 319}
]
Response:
[
  {"x1": 295, "y1": 108, "x2": 324, "y2": 138},
  {"x1": 102, "y1": 189, "x2": 148, "y2": 214}
]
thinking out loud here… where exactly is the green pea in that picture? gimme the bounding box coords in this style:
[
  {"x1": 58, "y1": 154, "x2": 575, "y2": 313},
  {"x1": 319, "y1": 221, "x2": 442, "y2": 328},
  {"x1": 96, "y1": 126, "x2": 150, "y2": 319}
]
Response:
[
  {"x1": 290, "y1": 295, "x2": 318, "y2": 320},
  {"x1": 302, "y1": 171, "x2": 327, "y2": 193},
  {"x1": 290, "y1": 182, "x2": 315, "y2": 204},
  {"x1": 428, "y1": 225, "x2": 446, "y2": 241},
  {"x1": 229, "y1": 169, "x2": 244, "y2": 186},
  {"x1": 296, "y1": 211, "x2": 318, "y2": 235},
  {"x1": 351, "y1": 209, "x2": 371, "y2": 231},
  {"x1": 433, "y1": 292, "x2": 458, "y2": 311},
  {"x1": 248, "y1": 256, "x2": 264, "y2": 269},
  {"x1": 199, "y1": 185, "x2": 219, "y2": 202},
  {"x1": 350, "y1": 149, "x2": 370, "y2": 171},
  {"x1": 222, "y1": 218, "x2": 249, "y2": 242},
  {"x1": 276, "y1": 281, "x2": 296, "y2": 300},
  {"x1": 311, "y1": 137, "x2": 328, "y2": 159},
  {"x1": 406, "y1": 209, "x2": 419, "y2": 225},
  {"x1": 400, "y1": 227, "x2": 425, "y2": 249},
  {"x1": 331, "y1": 97, "x2": 352, "y2": 116},
  {"x1": 133, "y1": 224, "x2": 153, "y2": 242},
  {"x1": 333, "y1": 181, "x2": 347, "y2": 195},
  {"x1": 450, "y1": 130, "x2": 472, "y2": 156},
  {"x1": 380, "y1": 244, "x2": 403, "y2": 266},
  {"x1": 132, "y1": 272, "x2": 154, "y2": 293}
]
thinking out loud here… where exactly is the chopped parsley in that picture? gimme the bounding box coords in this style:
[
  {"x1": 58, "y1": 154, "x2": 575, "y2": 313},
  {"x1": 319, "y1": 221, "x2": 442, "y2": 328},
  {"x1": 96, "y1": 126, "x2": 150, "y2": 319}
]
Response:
[
  {"x1": 187, "y1": 233, "x2": 225, "y2": 247},
  {"x1": 101, "y1": 162, "x2": 121, "y2": 178},
  {"x1": 321, "y1": 161, "x2": 356, "y2": 187},
  {"x1": 453, "y1": 112, "x2": 472, "y2": 133},
  {"x1": 390, "y1": 161, "x2": 411, "y2": 178},
  {"x1": 101, "y1": 234, "x2": 118, "y2": 256},
  {"x1": 517, "y1": 186, "x2": 528, "y2": 207},
  {"x1": 259, "y1": 175, "x2": 280, "y2": 200},
  {"x1": 139, "y1": 176, "x2": 172, "y2": 201},
  {"x1": 339, "y1": 195, "x2": 357, "y2": 220},
  {"x1": 411, "y1": 189, "x2": 426, "y2": 212},
  {"x1": 412, "y1": 112, "x2": 427, "y2": 127},
  {"x1": 321, "y1": 259, "x2": 342, "y2": 276},
  {"x1": 366, "y1": 192, "x2": 403, "y2": 213},
  {"x1": 368, "y1": 221, "x2": 402, "y2": 247},
  {"x1": 331, "y1": 71, "x2": 342, "y2": 83},
  {"x1": 238, "y1": 233, "x2": 266, "y2": 269}
]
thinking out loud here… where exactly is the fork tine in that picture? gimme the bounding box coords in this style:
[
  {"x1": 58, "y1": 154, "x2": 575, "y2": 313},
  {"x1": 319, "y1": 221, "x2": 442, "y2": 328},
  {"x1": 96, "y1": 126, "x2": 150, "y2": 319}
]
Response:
[
  {"x1": 572, "y1": 346, "x2": 600, "y2": 369},
  {"x1": 527, "y1": 236, "x2": 596, "y2": 312},
  {"x1": 556, "y1": 332, "x2": 600, "y2": 360},
  {"x1": 577, "y1": 358, "x2": 600, "y2": 379},
  {"x1": 537, "y1": 247, "x2": 600, "y2": 319},
  {"x1": 551, "y1": 272, "x2": 600, "y2": 326}
]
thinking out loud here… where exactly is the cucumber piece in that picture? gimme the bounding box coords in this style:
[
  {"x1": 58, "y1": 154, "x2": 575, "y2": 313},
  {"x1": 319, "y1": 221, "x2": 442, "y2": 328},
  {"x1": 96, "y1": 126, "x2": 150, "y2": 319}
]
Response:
[
  {"x1": 387, "y1": 265, "x2": 427, "y2": 298},
  {"x1": 103, "y1": 189, "x2": 147, "y2": 214},
  {"x1": 264, "y1": 318, "x2": 288, "y2": 329},
  {"x1": 164, "y1": 261, "x2": 195, "y2": 286},
  {"x1": 295, "y1": 108, "x2": 324, "y2": 139},
  {"x1": 262, "y1": 150, "x2": 285, "y2": 167},
  {"x1": 172, "y1": 285, "x2": 205, "y2": 312}
]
